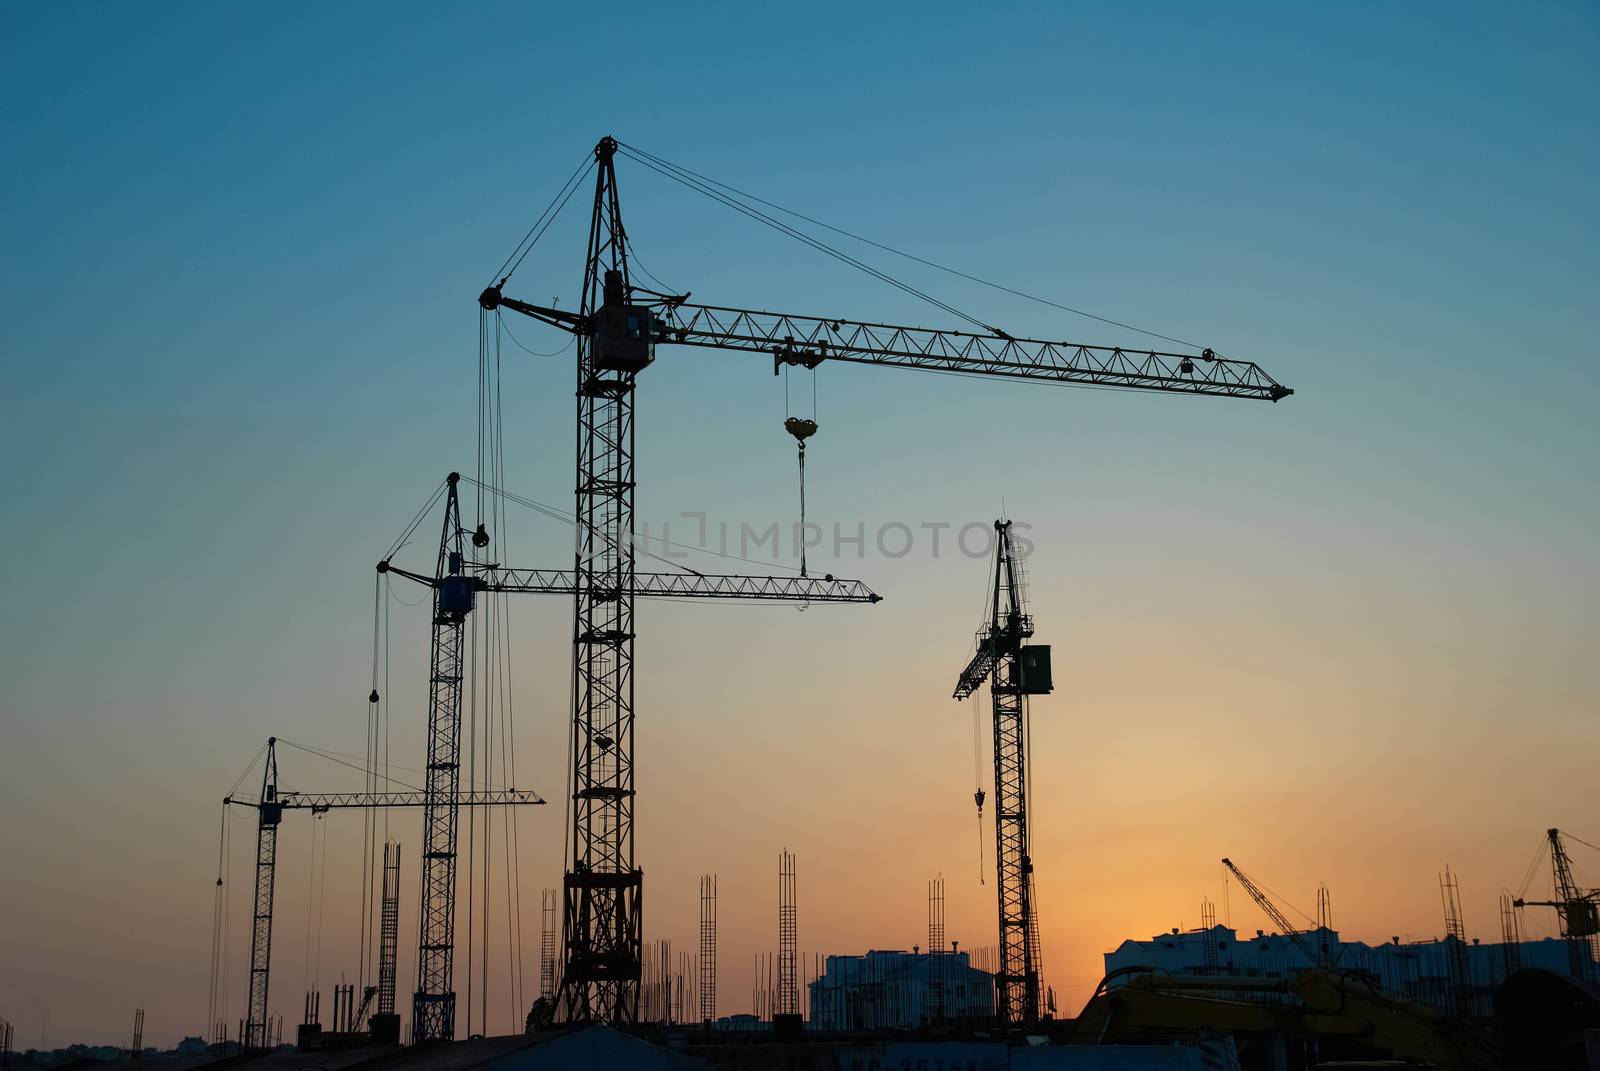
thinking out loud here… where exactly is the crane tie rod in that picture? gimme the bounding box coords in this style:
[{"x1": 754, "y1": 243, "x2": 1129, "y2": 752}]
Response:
[
  {"x1": 617, "y1": 139, "x2": 1223, "y2": 356},
  {"x1": 614, "y1": 142, "x2": 1007, "y2": 338},
  {"x1": 489, "y1": 151, "x2": 596, "y2": 288}
]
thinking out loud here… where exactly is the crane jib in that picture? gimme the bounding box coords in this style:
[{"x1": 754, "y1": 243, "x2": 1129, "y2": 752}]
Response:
[{"x1": 480, "y1": 287, "x2": 1292, "y2": 401}]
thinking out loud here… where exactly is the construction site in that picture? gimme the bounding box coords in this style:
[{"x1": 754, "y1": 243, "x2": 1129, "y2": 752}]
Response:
[
  {"x1": 1, "y1": 133, "x2": 1586, "y2": 1071},
  {"x1": 5, "y1": 6, "x2": 1600, "y2": 1064}
]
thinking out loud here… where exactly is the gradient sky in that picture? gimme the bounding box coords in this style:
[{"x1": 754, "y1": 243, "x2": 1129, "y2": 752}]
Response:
[{"x1": 3, "y1": 0, "x2": 1597, "y2": 1049}]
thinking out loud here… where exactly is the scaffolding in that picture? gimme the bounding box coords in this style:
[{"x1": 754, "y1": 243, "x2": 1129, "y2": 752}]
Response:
[{"x1": 1439, "y1": 867, "x2": 1476, "y2": 1017}]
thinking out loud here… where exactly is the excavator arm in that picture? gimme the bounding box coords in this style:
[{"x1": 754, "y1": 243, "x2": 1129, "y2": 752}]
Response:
[{"x1": 1069, "y1": 968, "x2": 1499, "y2": 1071}]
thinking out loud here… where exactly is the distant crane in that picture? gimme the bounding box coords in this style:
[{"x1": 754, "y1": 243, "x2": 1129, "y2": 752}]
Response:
[
  {"x1": 480, "y1": 135, "x2": 1293, "y2": 1023},
  {"x1": 225, "y1": 737, "x2": 543, "y2": 1050},
  {"x1": 1513, "y1": 828, "x2": 1600, "y2": 984},
  {"x1": 952, "y1": 520, "x2": 1053, "y2": 1025},
  {"x1": 378, "y1": 473, "x2": 877, "y2": 1037},
  {"x1": 1220, "y1": 858, "x2": 1326, "y2": 969}
]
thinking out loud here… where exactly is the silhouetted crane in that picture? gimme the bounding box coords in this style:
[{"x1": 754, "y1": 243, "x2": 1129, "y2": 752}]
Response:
[
  {"x1": 480, "y1": 135, "x2": 1293, "y2": 1024},
  {"x1": 1221, "y1": 858, "x2": 1324, "y2": 969},
  {"x1": 951, "y1": 520, "x2": 1053, "y2": 1025},
  {"x1": 379, "y1": 473, "x2": 878, "y2": 1039},
  {"x1": 225, "y1": 738, "x2": 543, "y2": 1049},
  {"x1": 1514, "y1": 828, "x2": 1600, "y2": 984}
]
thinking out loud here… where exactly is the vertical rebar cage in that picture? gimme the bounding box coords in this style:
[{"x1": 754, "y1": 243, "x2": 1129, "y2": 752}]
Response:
[{"x1": 777, "y1": 852, "x2": 799, "y2": 1016}]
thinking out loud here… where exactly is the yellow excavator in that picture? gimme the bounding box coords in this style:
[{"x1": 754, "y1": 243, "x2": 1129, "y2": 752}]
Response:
[{"x1": 1066, "y1": 967, "x2": 1499, "y2": 1071}]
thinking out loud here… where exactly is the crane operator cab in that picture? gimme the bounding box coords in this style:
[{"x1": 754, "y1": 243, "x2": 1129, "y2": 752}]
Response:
[{"x1": 592, "y1": 269, "x2": 656, "y2": 373}]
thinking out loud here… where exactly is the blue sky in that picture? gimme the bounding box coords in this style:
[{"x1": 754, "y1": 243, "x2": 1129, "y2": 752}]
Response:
[{"x1": 2, "y1": 0, "x2": 1596, "y2": 1045}]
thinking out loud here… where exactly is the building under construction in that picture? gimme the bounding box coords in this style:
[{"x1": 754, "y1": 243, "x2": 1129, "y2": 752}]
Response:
[
  {"x1": 807, "y1": 950, "x2": 995, "y2": 1031},
  {"x1": 1106, "y1": 924, "x2": 1594, "y2": 1019},
  {"x1": 164, "y1": 134, "x2": 1600, "y2": 1069}
]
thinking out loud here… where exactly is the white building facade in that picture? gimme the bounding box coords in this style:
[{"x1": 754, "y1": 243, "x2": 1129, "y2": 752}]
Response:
[{"x1": 1104, "y1": 924, "x2": 1588, "y2": 1016}]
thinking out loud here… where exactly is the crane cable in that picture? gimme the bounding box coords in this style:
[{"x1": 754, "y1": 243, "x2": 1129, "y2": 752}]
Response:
[
  {"x1": 221, "y1": 806, "x2": 232, "y2": 1041},
  {"x1": 489, "y1": 315, "x2": 528, "y2": 1031},
  {"x1": 304, "y1": 813, "x2": 329, "y2": 994},
  {"x1": 206, "y1": 804, "x2": 228, "y2": 1037},
  {"x1": 489, "y1": 151, "x2": 596, "y2": 289},
  {"x1": 615, "y1": 142, "x2": 1005, "y2": 338},
  {"x1": 974, "y1": 705, "x2": 985, "y2": 887},
  {"x1": 463, "y1": 299, "x2": 528, "y2": 1032},
  {"x1": 966, "y1": 534, "x2": 992, "y2": 883},
  {"x1": 358, "y1": 571, "x2": 383, "y2": 999},
  {"x1": 303, "y1": 815, "x2": 318, "y2": 994},
  {"x1": 456, "y1": 474, "x2": 809, "y2": 576},
  {"x1": 616, "y1": 139, "x2": 1215, "y2": 355},
  {"x1": 1565, "y1": 830, "x2": 1600, "y2": 855},
  {"x1": 782, "y1": 367, "x2": 818, "y2": 578},
  {"x1": 276, "y1": 738, "x2": 426, "y2": 793}
]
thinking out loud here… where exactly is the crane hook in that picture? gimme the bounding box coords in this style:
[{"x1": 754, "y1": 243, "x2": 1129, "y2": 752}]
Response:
[
  {"x1": 784, "y1": 417, "x2": 818, "y2": 578},
  {"x1": 974, "y1": 788, "x2": 987, "y2": 886}
]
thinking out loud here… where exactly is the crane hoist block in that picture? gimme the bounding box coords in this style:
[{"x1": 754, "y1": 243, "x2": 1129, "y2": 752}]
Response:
[{"x1": 1020, "y1": 644, "x2": 1053, "y2": 694}]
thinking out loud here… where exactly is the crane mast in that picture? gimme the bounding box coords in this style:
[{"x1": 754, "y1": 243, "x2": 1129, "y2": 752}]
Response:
[
  {"x1": 243, "y1": 745, "x2": 283, "y2": 1051},
  {"x1": 408, "y1": 472, "x2": 476, "y2": 1042},
  {"x1": 558, "y1": 139, "x2": 643, "y2": 1024},
  {"x1": 952, "y1": 520, "x2": 1050, "y2": 1025},
  {"x1": 480, "y1": 134, "x2": 1294, "y2": 1027}
]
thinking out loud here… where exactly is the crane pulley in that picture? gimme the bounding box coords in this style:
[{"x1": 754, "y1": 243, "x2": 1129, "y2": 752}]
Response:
[{"x1": 783, "y1": 414, "x2": 817, "y2": 577}]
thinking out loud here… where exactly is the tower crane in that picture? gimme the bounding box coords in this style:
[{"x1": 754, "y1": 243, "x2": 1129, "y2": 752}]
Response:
[
  {"x1": 224, "y1": 737, "x2": 543, "y2": 1050},
  {"x1": 1513, "y1": 828, "x2": 1600, "y2": 983},
  {"x1": 379, "y1": 473, "x2": 878, "y2": 1039},
  {"x1": 952, "y1": 519, "x2": 1053, "y2": 1025},
  {"x1": 478, "y1": 135, "x2": 1293, "y2": 1025},
  {"x1": 1221, "y1": 858, "x2": 1324, "y2": 969}
]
